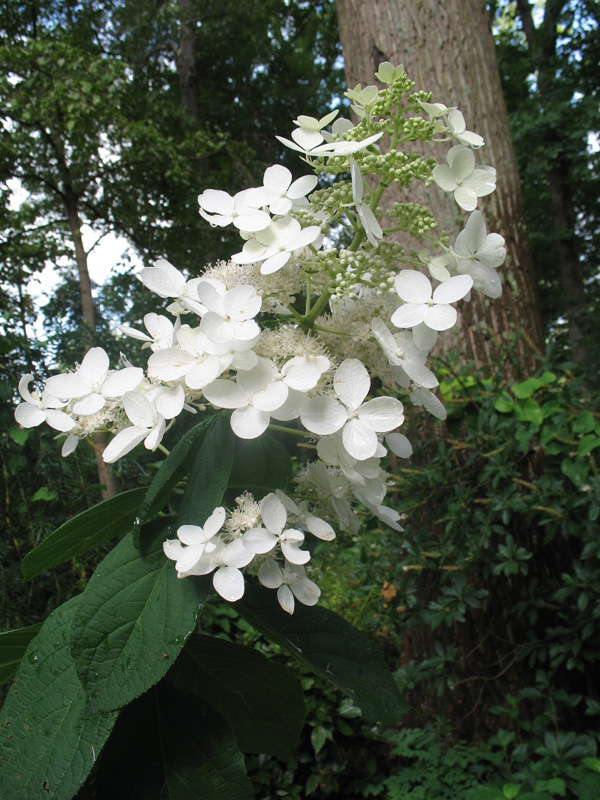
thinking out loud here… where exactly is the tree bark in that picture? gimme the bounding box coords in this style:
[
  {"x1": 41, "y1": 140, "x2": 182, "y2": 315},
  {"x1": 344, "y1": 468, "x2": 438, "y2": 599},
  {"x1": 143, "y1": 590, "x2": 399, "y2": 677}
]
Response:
[{"x1": 335, "y1": 0, "x2": 544, "y2": 376}]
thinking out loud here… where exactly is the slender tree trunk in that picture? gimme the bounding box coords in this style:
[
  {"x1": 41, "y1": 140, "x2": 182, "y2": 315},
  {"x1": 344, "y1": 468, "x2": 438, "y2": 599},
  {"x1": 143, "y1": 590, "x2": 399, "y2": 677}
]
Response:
[
  {"x1": 65, "y1": 193, "x2": 118, "y2": 501},
  {"x1": 516, "y1": 0, "x2": 588, "y2": 365},
  {"x1": 335, "y1": 0, "x2": 544, "y2": 376},
  {"x1": 176, "y1": 0, "x2": 200, "y2": 121}
]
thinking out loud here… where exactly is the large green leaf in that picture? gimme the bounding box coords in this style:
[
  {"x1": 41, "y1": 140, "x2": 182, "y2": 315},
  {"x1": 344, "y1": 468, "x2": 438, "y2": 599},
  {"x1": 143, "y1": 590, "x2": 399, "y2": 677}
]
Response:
[
  {"x1": 134, "y1": 415, "x2": 219, "y2": 543},
  {"x1": 228, "y1": 433, "x2": 293, "y2": 494},
  {"x1": 0, "y1": 622, "x2": 42, "y2": 687},
  {"x1": 177, "y1": 413, "x2": 234, "y2": 525},
  {"x1": 22, "y1": 487, "x2": 148, "y2": 582},
  {"x1": 237, "y1": 584, "x2": 409, "y2": 724},
  {"x1": 0, "y1": 597, "x2": 117, "y2": 800},
  {"x1": 93, "y1": 682, "x2": 254, "y2": 800},
  {"x1": 168, "y1": 633, "x2": 304, "y2": 756},
  {"x1": 70, "y1": 522, "x2": 210, "y2": 715}
]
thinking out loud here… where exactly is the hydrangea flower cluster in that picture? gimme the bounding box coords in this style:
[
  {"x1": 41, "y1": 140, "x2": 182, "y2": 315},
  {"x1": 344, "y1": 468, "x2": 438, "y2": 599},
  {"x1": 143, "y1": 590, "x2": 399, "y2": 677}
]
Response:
[{"x1": 15, "y1": 64, "x2": 505, "y2": 613}]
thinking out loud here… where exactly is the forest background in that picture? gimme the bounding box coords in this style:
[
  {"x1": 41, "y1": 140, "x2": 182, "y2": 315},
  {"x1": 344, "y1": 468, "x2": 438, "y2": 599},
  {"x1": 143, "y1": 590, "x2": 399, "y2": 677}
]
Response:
[{"x1": 1, "y1": 1, "x2": 599, "y2": 798}]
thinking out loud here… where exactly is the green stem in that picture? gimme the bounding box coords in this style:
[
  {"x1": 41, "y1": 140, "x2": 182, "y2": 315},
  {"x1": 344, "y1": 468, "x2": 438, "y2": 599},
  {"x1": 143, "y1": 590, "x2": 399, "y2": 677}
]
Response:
[
  {"x1": 157, "y1": 444, "x2": 171, "y2": 456},
  {"x1": 313, "y1": 323, "x2": 351, "y2": 336},
  {"x1": 267, "y1": 423, "x2": 313, "y2": 439}
]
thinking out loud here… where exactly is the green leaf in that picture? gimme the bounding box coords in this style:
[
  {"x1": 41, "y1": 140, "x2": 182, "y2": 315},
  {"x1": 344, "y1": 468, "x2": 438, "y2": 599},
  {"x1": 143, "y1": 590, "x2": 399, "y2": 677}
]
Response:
[
  {"x1": 70, "y1": 522, "x2": 210, "y2": 715},
  {"x1": 578, "y1": 435, "x2": 600, "y2": 457},
  {"x1": 134, "y1": 415, "x2": 219, "y2": 542},
  {"x1": 512, "y1": 378, "x2": 542, "y2": 399},
  {"x1": 502, "y1": 784, "x2": 521, "y2": 800},
  {"x1": 494, "y1": 393, "x2": 514, "y2": 413},
  {"x1": 0, "y1": 597, "x2": 117, "y2": 800},
  {"x1": 583, "y1": 757, "x2": 600, "y2": 774},
  {"x1": 236, "y1": 583, "x2": 408, "y2": 724},
  {"x1": 0, "y1": 623, "x2": 42, "y2": 686},
  {"x1": 573, "y1": 411, "x2": 596, "y2": 434},
  {"x1": 561, "y1": 458, "x2": 589, "y2": 488},
  {"x1": 8, "y1": 428, "x2": 29, "y2": 446},
  {"x1": 168, "y1": 633, "x2": 305, "y2": 756},
  {"x1": 228, "y1": 434, "x2": 293, "y2": 494},
  {"x1": 515, "y1": 398, "x2": 543, "y2": 426},
  {"x1": 94, "y1": 682, "x2": 254, "y2": 800},
  {"x1": 22, "y1": 487, "x2": 148, "y2": 582},
  {"x1": 31, "y1": 486, "x2": 58, "y2": 502},
  {"x1": 177, "y1": 415, "x2": 234, "y2": 526}
]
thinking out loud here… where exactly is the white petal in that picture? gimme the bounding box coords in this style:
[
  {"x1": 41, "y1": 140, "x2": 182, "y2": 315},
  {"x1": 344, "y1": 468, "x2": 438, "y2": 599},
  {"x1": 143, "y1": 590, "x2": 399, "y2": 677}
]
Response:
[
  {"x1": 15, "y1": 403, "x2": 46, "y2": 428},
  {"x1": 386, "y1": 433, "x2": 413, "y2": 458},
  {"x1": 102, "y1": 427, "x2": 148, "y2": 463},
  {"x1": 230, "y1": 405, "x2": 270, "y2": 439},
  {"x1": 123, "y1": 392, "x2": 155, "y2": 428},
  {"x1": 454, "y1": 186, "x2": 478, "y2": 212},
  {"x1": 300, "y1": 396, "x2": 347, "y2": 435},
  {"x1": 342, "y1": 418, "x2": 378, "y2": 461},
  {"x1": 261, "y1": 493, "x2": 287, "y2": 534},
  {"x1": 203, "y1": 379, "x2": 248, "y2": 409},
  {"x1": 147, "y1": 348, "x2": 195, "y2": 382},
  {"x1": 258, "y1": 559, "x2": 284, "y2": 589},
  {"x1": 390, "y1": 304, "x2": 426, "y2": 329},
  {"x1": 79, "y1": 348, "x2": 109, "y2": 381},
  {"x1": 102, "y1": 367, "x2": 144, "y2": 398},
  {"x1": 394, "y1": 270, "x2": 431, "y2": 303},
  {"x1": 423, "y1": 304, "x2": 457, "y2": 331},
  {"x1": 432, "y1": 274, "x2": 473, "y2": 304},
  {"x1": 243, "y1": 528, "x2": 278, "y2": 554},
  {"x1": 288, "y1": 174, "x2": 318, "y2": 199},
  {"x1": 178, "y1": 524, "x2": 208, "y2": 545},
  {"x1": 290, "y1": 575, "x2": 321, "y2": 606},
  {"x1": 213, "y1": 567, "x2": 245, "y2": 602},
  {"x1": 451, "y1": 147, "x2": 475, "y2": 179},
  {"x1": 277, "y1": 584, "x2": 295, "y2": 614},
  {"x1": 358, "y1": 396, "x2": 405, "y2": 432},
  {"x1": 45, "y1": 373, "x2": 90, "y2": 400},
  {"x1": 140, "y1": 260, "x2": 185, "y2": 298},
  {"x1": 72, "y1": 393, "x2": 105, "y2": 416},
  {"x1": 260, "y1": 251, "x2": 291, "y2": 275},
  {"x1": 204, "y1": 506, "x2": 227, "y2": 537},
  {"x1": 154, "y1": 385, "x2": 185, "y2": 419},
  {"x1": 281, "y1": 538, "x2": 310, "y2": 565},
  {"x1": 432, "y1": 164, "x2": 457, "y2": 192},
  {"x1": 44, "y1": 409, "x2": 76, "y2": 432},
  {"x1": 334, "y1": 359, "x2": 370, "y2": 411},
  {"x1": 225, "y1": 285, "x2": 262, "y2": 320},
  {"x1": 252, "y1": 381, "x2": 288, "y2": 412},
  {"x1": 305, "y1": 516, "x2": 336, "y2": 541},
  {"x1": 61, "y1": 434, "x2": 79, "y2": 457}
]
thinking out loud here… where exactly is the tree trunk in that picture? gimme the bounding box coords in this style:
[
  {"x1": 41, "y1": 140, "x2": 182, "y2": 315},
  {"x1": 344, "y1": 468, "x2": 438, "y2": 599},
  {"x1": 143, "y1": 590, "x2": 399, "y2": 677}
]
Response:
[
  {"x1": 176, "y1": 0, "x2": 200, "y2": 121},
  {"x1": 65, "y1": 193, "x2": 118, "y2": 501},
  {"x1": 335, "y1": 0, "x2": 544, "y2": 375},
  {"x1": 515, "y1": 0, "x2": 588, "y2": 365},
  {"x1": 335, "y1": 0, "x2": 546, "y2": 737}
]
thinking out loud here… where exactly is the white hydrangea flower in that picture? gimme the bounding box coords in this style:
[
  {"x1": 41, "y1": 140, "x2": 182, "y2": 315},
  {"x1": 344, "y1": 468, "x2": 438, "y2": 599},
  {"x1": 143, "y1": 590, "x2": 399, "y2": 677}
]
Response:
[
  {"x1": 275, "y1": 490, "x2": 335, "y2": 541},
  {"x1": 446, "y1": 109, "x2": 484, "y2": 148},
  {"x1": 243, "y1": 493, "x2": 310, "y2": 565},
  {"x1": 138, "y1": 259, "x2": 206, "y2": 316},
  {"x1": 258, "y1": 559, "x2": 321, "y2": 614},
  {"x1": 391, "y1": 271, "x2": 473, "y2": 332},
  {"x1": 44, "y1": 348, "x2": 143, "y2": 417},
  {"x1": 185, "y1": 538, "x2": 254, "y2": 602},
  {"x1": 203, "y1": 358, "x2": 289, "y2": 439},
  {"x1": 433, "y1": 145, "x2": 496, "y2": 211},
  {"x1": 116, "y1": 313, "x2": 177, "y2": 351},
  {"x1": 301, "y1": 359, "x2": 404, "y2": 461},
  {"x1": 372, "y1": 317, "x2": 438, "y2": 388},
  {"x1": 163, "y1": 507, "x2": 227, "y2": 576},
  {"x1": 246, "y1": 164, "x2": 318, "y2": 215},
  {"x1": 409, "y1": 386, "x2": 447, "y2": 420},
  {"x1": 102, "y1": 391, "x2": 166, "y2": 463},
  {"x1": 451, "y1": 211, "x2": 505, "y2": 299},
  {"x1": 197, "y1": 188, "x2": 271, "y2": 232},
  {"x1": 197, "y1": 281, "x2": 262, "y2": 344},
  {"x1": 14, "y1": 375, "x2": 75, "y2": 432},
  {"x1": 232, "y1": 216, "x2": 321, "y2": 275}
]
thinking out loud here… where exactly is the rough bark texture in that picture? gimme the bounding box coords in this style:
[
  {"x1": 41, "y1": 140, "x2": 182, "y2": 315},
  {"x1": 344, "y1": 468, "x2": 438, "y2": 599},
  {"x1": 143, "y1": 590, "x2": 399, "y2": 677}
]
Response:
[{"x1": 335, "y1": 0, "x2": 544, "y2": 376}]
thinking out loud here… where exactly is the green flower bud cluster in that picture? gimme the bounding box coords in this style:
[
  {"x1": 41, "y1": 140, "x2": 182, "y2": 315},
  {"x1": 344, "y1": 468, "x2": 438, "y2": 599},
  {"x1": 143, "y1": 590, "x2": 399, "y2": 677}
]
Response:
[
  {"x1": 357, "y1": 150, "x2": 435, "y2": 188},
  {"x1": 308, "y1": 182, "x2": 353, "y2": 216},
  {"x1": 389, "y1": 202, "x2": 438, "y2": 239}
]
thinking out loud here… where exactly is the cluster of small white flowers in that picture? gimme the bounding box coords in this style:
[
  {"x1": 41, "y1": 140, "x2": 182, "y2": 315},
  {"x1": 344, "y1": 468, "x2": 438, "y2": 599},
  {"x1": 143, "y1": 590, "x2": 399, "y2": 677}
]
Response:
[{"x1": 15, "y1": 64, "x2": 506, "y2": 613}]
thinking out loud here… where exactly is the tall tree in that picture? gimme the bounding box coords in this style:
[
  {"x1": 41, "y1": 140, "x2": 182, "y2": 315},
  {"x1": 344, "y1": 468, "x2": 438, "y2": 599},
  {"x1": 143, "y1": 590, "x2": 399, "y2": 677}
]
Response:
[
  {"x1": 493, "y1": 0, "x2": 600, "y2": 368},
  {"x1": 335, "y1": 0, "x2": 544, "y2": 374}
]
